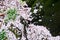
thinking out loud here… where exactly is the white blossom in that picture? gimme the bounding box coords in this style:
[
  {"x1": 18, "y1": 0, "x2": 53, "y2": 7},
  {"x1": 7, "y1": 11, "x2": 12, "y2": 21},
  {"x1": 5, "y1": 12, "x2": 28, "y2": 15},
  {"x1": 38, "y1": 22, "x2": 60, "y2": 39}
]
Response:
[
  {"x1": 39, "y1": 19, "x2": 42, "y2": 22},
  {"x1": 0, "y1": 0, "x2": 60, "y2": 40},
  {"x1": 40, "y1": 5, "x2": 43, "y2": 8},
  {"x1": 33, "y1": 9, "x2": 38, "y2": 13}
]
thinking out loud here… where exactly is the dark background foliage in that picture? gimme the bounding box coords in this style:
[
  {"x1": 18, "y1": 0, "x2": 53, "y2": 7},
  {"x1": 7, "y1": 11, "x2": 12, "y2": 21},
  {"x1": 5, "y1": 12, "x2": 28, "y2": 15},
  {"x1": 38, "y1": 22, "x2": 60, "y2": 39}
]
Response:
[{"x1": 22, "y1": 0, "x2": 60, "y2": 36}]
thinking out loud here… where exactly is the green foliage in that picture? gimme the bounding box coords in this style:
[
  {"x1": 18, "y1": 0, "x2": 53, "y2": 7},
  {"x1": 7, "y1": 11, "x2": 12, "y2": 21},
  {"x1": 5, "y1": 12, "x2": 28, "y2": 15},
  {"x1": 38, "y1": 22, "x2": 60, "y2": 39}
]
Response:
[
  {"x1": 7, "y1": 8, "x2": 16, "y2": 20},
  {"x1": 4, "y1": 8, "x2": 17, "y2": 22},
  {"x1": 0, "y1": 29, "x2": 7, "y2": 40}
]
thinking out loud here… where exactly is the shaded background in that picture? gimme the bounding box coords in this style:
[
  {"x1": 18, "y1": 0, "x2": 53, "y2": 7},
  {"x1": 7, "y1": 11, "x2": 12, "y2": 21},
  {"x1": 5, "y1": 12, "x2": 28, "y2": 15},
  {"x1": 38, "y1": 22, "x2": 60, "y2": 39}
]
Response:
[{"x1": 22, "y1": 0, "x2": 60, "y2": 36}]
